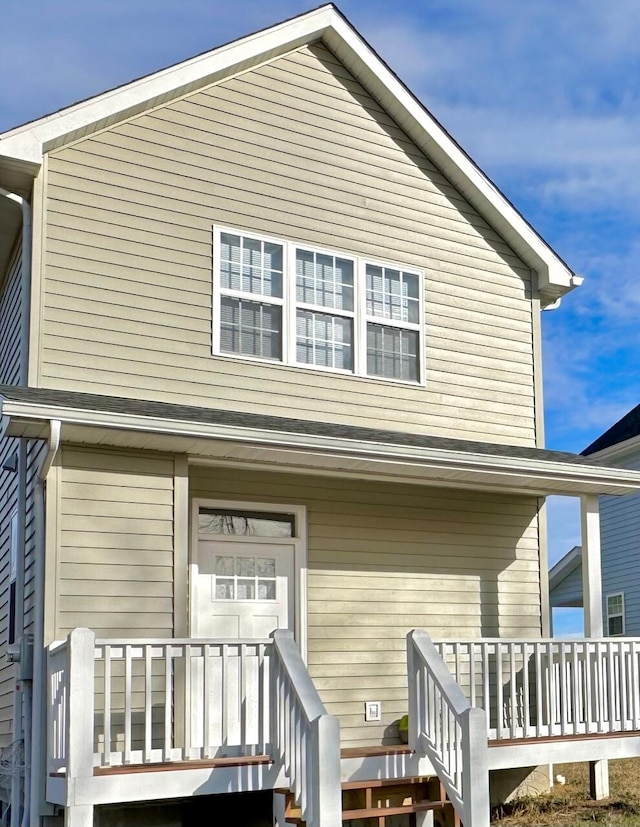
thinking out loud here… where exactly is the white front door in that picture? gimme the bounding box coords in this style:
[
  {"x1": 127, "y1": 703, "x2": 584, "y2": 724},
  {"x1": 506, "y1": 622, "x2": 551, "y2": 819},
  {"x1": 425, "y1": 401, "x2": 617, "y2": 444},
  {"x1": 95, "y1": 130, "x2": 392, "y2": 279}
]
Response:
[{"x1": 191, "y1": 505, "x2": 299, "y2": 640}]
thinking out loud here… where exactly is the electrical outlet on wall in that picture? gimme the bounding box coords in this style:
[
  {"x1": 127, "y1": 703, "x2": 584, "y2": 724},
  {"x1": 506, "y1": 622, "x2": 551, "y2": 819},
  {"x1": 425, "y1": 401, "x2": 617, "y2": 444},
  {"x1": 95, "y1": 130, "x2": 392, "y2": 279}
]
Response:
[{"x1": 364, "y1": 701, "x2": 381, "y2": 722}]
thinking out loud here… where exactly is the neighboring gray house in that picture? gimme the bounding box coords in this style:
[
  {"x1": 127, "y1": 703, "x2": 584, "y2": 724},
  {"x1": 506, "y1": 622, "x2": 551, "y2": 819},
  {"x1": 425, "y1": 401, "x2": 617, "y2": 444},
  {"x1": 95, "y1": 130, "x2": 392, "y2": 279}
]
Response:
[
  {"x1": 4, "y1": 7, "x2": 640, "y2": 827},
  {"x1": 550, "y1": 405, "x2": 640, "y2": 637}
]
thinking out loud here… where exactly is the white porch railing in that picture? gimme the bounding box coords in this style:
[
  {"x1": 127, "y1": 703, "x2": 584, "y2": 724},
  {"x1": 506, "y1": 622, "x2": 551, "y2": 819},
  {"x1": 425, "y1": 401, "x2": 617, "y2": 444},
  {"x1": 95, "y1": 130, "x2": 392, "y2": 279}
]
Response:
[
  {"x1": 270, "y1": 629, "x2": 342, "y2": 827},
  {"x1": 408, "y1": 629, "x2": 489, "y2": 827},
  {"x1": 435, "y1": 638, "x2": 640, "y2": 740},
  {"x1": 47, "y1": 629, "x2": 272, "y2": 771},
  {"x1": 47, "y1": 628, "x2": 342, "y2": 827}
]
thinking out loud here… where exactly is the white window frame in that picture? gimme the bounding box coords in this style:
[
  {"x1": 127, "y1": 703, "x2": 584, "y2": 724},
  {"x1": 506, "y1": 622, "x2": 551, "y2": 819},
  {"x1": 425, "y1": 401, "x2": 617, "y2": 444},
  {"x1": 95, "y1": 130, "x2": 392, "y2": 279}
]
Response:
[
  {"x1": 606, "y1": 592, "x2": 625, "y2": 636},
  {"x1": 190, "y1": 498, "x2": 308, "y2": 661},
  {"x1": 212, "y1": 226, "x2": 425, "y2": 385}
]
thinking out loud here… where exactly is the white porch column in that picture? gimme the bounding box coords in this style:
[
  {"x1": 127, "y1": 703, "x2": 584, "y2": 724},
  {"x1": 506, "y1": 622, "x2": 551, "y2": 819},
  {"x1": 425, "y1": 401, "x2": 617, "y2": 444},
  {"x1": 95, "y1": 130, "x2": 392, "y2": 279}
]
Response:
[{"x1": 580, "y1": 495, "x2": 603, "y2": 638}]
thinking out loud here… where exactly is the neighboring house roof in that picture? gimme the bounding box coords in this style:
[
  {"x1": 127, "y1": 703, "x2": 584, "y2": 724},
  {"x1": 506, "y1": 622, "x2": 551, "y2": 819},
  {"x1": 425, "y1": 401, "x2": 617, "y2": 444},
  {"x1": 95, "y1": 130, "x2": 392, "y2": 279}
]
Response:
[
  {"x1": 583, "y1": 403, "x2": 640, "y2": 457},
  {"x1": 0, "y1": 4, "x2": 577, "y2": 306},
  {"x1": 549, "y1": 546, "x2": 583, "y2": 608},
  {"x1": 4, "y1": 386, "x2": 640, "y2": 496}
]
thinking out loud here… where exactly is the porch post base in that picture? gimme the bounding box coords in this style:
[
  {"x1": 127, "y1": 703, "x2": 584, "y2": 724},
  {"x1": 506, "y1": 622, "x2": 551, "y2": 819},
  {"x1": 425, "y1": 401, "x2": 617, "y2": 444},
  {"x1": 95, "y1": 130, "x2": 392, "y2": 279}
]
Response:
[
  {"x1": 64, "y1": 805, "x2": 94, "y2": 827},
  {"x1": 589, "y1": 759, "x2": 609, "y2": 801}
]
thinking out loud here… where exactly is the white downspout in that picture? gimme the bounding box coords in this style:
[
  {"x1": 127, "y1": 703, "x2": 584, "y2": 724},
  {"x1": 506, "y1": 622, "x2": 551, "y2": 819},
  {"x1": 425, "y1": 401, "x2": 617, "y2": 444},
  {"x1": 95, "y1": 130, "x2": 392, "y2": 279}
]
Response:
[
  {"x1": 26, "y1": 420, "x2": 60, "y2": 827},
  {"x1": 0, "y1": 188, "x2": 31, "y2": 386}
]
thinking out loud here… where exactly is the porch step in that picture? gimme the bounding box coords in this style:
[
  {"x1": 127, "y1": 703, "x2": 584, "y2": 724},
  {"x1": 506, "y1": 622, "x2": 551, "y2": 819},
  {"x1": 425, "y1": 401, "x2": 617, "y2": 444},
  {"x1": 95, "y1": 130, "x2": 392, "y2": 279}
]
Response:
[{"x1": 281, "y1": 777, "x2": 460, "y2": 826}]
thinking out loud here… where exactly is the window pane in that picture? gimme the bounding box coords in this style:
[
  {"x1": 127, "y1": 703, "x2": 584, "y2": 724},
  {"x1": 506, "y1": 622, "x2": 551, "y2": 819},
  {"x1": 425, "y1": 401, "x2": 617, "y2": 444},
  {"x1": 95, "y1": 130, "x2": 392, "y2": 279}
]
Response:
[
  {"x1": 367, "y1": 324, "x2": 418, "y2": 381},
  {"x1": 366, "y1": 265, "x2": 419, "y2": 323},
  {"x1": 220, "y1": 233, "x2": 283, "y2": 297},
  {"x1": 258, "y1": 580, "x2": 276, "y2": 600},
  {"x1": 296, "y1": 310, "x2": 353, "y2": 370},
  {"x1": 296, "y1": 249, "x2": 353, "y2": 310},
  {"x1": 215, "y1": 579, "x2": 234, "y2": 600},
  {"x1": 221, "y1": 297, "x2": 282, "y2": 360},
  {"x1": 257, "y1": 558, "x2": 276, "y2": 576},
  {"x1": 199, "y1": 510, "x2": 294, "y2": 537},
  {"x1": 237, "y1": 579, "x2": 255, "y2": 600},
  {"x1": 609, "y1": 616, "x2": 623, "y2": 635},
  {"x1": 236, "y1": 557, "x2": 255, "y2": 576},
  {"x1": 215, "y1": 556, "x2": 234, "y2": 576}
]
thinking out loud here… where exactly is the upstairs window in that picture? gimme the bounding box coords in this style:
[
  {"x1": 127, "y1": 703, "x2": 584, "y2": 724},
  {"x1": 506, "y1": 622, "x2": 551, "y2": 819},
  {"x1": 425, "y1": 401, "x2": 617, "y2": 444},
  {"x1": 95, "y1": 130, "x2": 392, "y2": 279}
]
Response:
[
  {"x1": 607, "y1": 593, "x2": 625, "y2": 636},
  {"x1": 213, "y1": 228, "x2": 424, "y2": 384}
]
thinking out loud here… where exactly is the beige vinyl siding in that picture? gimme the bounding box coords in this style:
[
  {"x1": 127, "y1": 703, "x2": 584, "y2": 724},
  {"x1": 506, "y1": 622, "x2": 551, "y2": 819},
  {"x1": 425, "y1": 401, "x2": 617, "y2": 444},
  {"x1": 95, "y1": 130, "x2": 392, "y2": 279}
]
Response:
[
  {"x1": 55, "y1": 447, "x2": 176, "y2": 639},
  {"x1": 42, "y1": 43, "x2": 536, "y2": 446},
  {"x1": 190, "y1": 466, "x2": 542, "y2": 746},
  {"x1": 0, "y1": 244, "x2": 22, "y2": 745}
]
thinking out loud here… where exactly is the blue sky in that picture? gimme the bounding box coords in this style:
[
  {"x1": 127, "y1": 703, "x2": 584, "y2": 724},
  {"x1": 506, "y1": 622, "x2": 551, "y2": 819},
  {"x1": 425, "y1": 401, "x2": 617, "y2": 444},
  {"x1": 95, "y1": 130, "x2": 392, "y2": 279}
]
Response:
[{"x1": 3, "y1": 0, "x2": 638, "y2": 634}]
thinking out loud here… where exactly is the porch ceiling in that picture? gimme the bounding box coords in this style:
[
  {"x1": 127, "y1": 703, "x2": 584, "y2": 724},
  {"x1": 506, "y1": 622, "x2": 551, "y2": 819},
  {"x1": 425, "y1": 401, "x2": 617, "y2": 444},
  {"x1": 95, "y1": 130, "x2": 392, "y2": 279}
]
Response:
[{"x1": 3, "y1": 386, "x2": 640, "y2": 497}]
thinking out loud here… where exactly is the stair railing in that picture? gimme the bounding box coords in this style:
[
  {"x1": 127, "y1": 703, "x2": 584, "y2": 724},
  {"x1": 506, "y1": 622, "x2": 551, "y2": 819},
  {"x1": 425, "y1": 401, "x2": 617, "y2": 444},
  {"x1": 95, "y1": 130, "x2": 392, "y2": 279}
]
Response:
[
  {"x1": 270, "y1": 629, "x2": 341, "y2": 827},
  {"x1": 408, "y1": 629, "x2": 490, "y2": 827}
]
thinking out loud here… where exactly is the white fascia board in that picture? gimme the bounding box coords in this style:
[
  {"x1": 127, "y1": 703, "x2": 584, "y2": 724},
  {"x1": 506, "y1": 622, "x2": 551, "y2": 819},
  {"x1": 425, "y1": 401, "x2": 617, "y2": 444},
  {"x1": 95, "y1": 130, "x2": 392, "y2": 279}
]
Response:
[
  {"x1": 0, "y1": 5, "x2": 573, "y2": 295},
  {"x1": 0, "y1": 5, "x2": 337, "y2": 164},
  {"x1": 586, "y1": 435, "x2": 640, "y2": 465},
  {"x1": 548, "y1": 545, "x2": 582, "y2": 590},
  {"x1": 4, "y1": 398, "x2": 640, "y2": 494},
  {"x1": 323, "y1": 20, "x2": 574, "y2": 295}
]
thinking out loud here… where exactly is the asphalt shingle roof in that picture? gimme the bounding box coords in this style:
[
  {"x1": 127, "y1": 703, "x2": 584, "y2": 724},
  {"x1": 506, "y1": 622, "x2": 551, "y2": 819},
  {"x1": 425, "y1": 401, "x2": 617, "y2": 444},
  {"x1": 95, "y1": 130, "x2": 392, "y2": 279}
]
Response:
[{"x1": 0, "y1": 384, "x2": 608, "y2": 468}]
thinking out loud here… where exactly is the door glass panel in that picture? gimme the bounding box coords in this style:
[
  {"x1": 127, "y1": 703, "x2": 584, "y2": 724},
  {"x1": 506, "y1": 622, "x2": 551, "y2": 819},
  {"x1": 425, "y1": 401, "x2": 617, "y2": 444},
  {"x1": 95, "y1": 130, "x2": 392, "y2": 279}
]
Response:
[
  {"x1": 215, "y1": 579, "x2": 234, "y2": 600},
  {"x1": 213, "y1": 555, "x2": 278, "y2": 602},
  {"x1": 199, "y1": 509, "x2": 294, "y2": 537}
]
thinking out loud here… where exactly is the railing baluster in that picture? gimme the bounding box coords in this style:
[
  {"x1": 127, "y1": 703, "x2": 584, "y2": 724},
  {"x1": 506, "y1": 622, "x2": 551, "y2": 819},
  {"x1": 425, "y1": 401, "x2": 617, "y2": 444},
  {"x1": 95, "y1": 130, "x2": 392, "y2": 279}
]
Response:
[
  {"x1": 560, "y1": 642, "x2": 568, "y2": 736},
  {"x1": 535, "y1": 642, "x2": 542, "y2": 738},
  {"x1": 124, "y1": 645, "x2": 132, "y2": 764},
  {"x1": 164, "y1": 645, "x2": 172, "y2": 761},
  {"x1": 509, "y1": 643, "x2": 517, "y2": 738},
  {"x1": 240, "y1": 643, "x2": 247, "y2": 750},
  {"x1": 607, "y1": 641, "x2": 616, "y2": 731},
  {"x1": 496, "y1": 643, "x2": 503, "y2": 740},
  {"x1": 221, "y1": 643, "x2": 228, "y2": 748},
  {"x1": 470, "y1": 643, "x2": 477, "y2": 708},
  {"x1": 144, "y1": 645, "x2": 152, "y2": 762},
  {"x1": 522, "y1": 643, "x2": 530, "y2": 738},
  {"x1": 584, "y1": 641, "x2": 593, "y2": 734},
  {"x1": 203, "y1": 644, "x2": 212, "y2": 759},
  {"x1": 571, "y1": 643, "x2": 579, "y2": 735},
  {"x1": 103, "y1": 644, "x2": 111, "y2": 766},
  {"x1": 619, "y1": 641, "x2": 628, "y2": 730}
]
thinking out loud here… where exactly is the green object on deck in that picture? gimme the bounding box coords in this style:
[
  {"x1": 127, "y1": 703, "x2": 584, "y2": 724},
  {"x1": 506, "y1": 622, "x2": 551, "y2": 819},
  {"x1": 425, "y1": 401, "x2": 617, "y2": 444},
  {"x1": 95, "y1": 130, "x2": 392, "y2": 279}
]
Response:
[{"x1": 398, "y1": 714, "x2": 409, "y2": 743}]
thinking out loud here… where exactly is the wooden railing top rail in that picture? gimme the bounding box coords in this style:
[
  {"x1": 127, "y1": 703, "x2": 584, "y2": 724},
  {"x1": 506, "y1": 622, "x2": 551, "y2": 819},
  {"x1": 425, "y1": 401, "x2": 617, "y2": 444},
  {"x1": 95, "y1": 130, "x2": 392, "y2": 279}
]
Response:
[
  {"x1": 93, "y1": 637, "x2": 272, "y2": 646},
  {"x1": 411, "y1": 629, "x2": 470, "y2": 717}
]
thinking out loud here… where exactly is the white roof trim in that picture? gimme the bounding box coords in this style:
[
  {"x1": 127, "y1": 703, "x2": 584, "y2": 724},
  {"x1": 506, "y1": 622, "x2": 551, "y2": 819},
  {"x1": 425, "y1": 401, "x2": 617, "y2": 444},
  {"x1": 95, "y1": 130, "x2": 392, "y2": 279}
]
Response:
[
  {"x1": 586, "y1": 433, "x2": 640, "y2": 464},
  {"x1": 0, "y1": 5, "x2": 574, "y2": 301},
  {"x1": 549, "y1": 545, "x2": 582, "y2": 591},
  {"x1": 5, "y1": 398, "x2": 640, "y2": 496}
]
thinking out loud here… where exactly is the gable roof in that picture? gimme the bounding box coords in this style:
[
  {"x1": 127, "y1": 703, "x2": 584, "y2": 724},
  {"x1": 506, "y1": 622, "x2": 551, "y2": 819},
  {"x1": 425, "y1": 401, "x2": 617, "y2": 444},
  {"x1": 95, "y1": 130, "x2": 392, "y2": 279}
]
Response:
[
  {"x1": 0, "y1": 4, "x2": 577, "y2": 306},
  {"x1": 583, "y1": 404, "x2": 640, "y2": 457},
  {"x1": 548, "y1": 546, "x2": 583, "y2": 609}
]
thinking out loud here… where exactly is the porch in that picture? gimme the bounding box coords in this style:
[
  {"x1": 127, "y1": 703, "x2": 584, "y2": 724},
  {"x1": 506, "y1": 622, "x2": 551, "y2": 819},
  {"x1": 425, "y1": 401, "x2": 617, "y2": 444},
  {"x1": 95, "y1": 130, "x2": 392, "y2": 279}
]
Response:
[{"x1": 47, "y1": 628, "x2": 640, "y2": 827}]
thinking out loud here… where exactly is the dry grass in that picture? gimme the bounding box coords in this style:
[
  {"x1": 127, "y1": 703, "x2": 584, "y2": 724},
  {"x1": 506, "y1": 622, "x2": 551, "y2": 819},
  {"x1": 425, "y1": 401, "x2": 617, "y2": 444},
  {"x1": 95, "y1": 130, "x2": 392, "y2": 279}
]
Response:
[{"x1": 492, "y1": 759, "x2": 640, "y2": 825}]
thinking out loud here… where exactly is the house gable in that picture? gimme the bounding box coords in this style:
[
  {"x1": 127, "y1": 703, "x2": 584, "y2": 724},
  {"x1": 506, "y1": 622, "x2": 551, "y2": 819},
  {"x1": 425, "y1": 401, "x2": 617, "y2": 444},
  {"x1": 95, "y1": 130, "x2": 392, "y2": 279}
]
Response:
[{"x1": 40, "y1": 42, "x2": 538, "y2": 445}]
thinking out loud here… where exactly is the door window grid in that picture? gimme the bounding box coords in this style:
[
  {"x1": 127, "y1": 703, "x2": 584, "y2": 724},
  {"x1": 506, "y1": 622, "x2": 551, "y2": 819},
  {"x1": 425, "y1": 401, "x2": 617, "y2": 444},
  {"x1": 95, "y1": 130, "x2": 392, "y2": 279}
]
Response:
[
  {"x1": 214, "y1": 227, "x2": 424, "y2": 384},
  {"x1": 214, "y1": 555, "x2": 277, "y2": 601}
]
